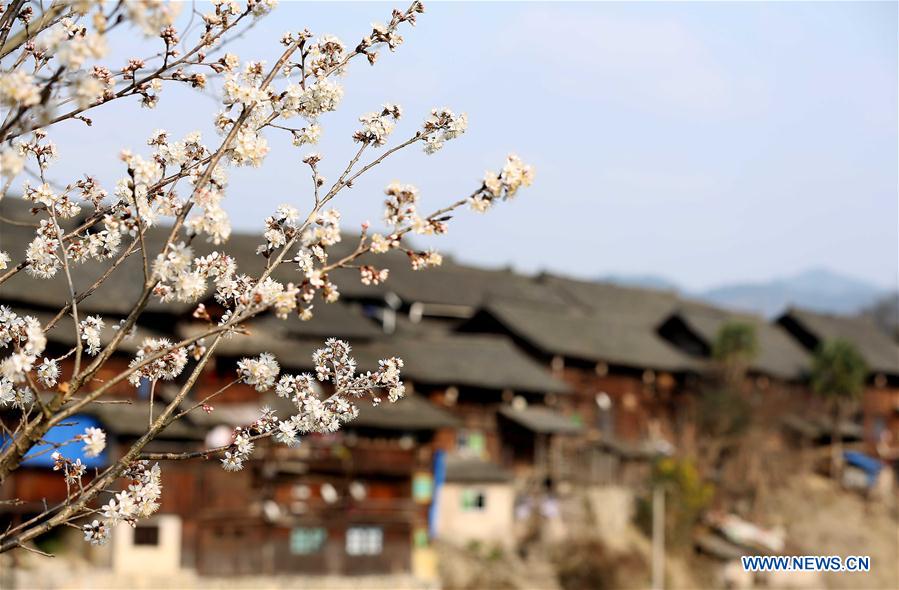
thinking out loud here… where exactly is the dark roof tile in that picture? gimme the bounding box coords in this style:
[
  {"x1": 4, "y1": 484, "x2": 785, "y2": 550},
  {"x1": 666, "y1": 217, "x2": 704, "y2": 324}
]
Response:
[
  {"x1": 779, "y1": 307, "x2": 899, "y2": 376},
  {"x1": 499, "y1": 405, "x2": 582, "y2": 434}
]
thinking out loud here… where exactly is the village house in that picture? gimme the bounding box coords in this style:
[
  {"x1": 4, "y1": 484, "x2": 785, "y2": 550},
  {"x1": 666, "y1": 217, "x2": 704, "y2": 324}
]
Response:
[
  {"x1": 190, "y1": 395, "x2": 457, "y2": 577},
  {"x1": 4, "y1": 194, "x2": 899, "y2": 577},
  {"x1": 657, "y1": 302, "x2": 812, "y2": 384},
  {"x1": 435, "y1": 454, "x2": 515, "y2": 547},
  {"x1": 777, "y1": 307, "x2": 899, "y2": 462},
  {"x1": 0, "y1": 306, "x2": 213, "y2": 572},
  {"x1": 655, "y1": 302, "x2": 816, "y2": 453},
  {"x1": 201, "y1": 307, "x2": 576, "y2": 551},
  {"x1": 460, "y1": 297, "x2": 701, "y2": 448}
]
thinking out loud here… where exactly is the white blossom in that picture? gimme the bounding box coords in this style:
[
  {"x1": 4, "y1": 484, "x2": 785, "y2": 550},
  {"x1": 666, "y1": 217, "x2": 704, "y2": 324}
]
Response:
[
  {"x1": 127, "y1": 338, "x2": 188, "y2": 386},
  {"x1": 422, "y1": 108, "x2": 468, "y2": 154},
  {"x1": 74, "y1": 77, "x2": 105, "y2": 109},
  {"x1": 282, "y1": 78, "x2": 344, "y2": 120},
  {"x1": 237, "y1": 353, "x2": 280, "y2": 391},
  {"x1": 37, "y1": 358, "x2": 60, "y2": 387},
  {"x1": 0, "y1": 149, "x2": 24, "y2": 178},
  {"x1": 0, "y1": 377, "x2": 16, "y2": 406},
  {"x1": 354, "y1": 104, "x2": 401, "y2": 146},
  {"x1": 0, "y1": 71, "x2": 41, "y2": 107},
  {"x1": 292, "y1": 124, "x2": 321, "y2": 146},
  {"x1": 470, "y1": 154, "x2": 535, "y2": 211},
  {"x1": 383, "y1": 182, "x2": 419, "y2": 226},
  {"x1": 221, "y1": 451, "x2": 244, "y2": 472},
  {"x1": 25, "y1": 235, "x2": 61, "y2": 279},
  {"x1": 275, "y1": 420, "x2": 300, "y2": 446},
  {"x1": 82, "y1": 520, "x2": 109, "y2": 546},
  {"x1": 80, "y1": 316, "x2": 105, "y2": 356},
  {"x1": 127, "y1": 1, "x2": 182, "y2": 36},
  {"x1": 81, "y1": 427, "x2": 107, "y2": 458}
]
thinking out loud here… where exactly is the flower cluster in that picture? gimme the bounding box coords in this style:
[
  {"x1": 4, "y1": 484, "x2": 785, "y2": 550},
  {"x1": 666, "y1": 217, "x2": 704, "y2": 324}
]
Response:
[
  {"x1": 87, "y1": 461, "x2": 162, "y2": 545},
  {"x1": 258, "y1": 204, "x2": 302, "y2": 257},
  {"x1": 354, "y1": 104, "x2": 403, "y2": 146},
  {"x1": 219, "y1": 340, "x2": 404, "y2": 471},
  {"x1": 80, "y1": 427, "x2": 107, "y2": 458},
  {"x1": 356, "y1": 2, "x2": 424, "y2": 64},
  {"x1": 126, "y1": 1, "x2": 183, "y2": 37},
  {"x1": 80, "y1": 316, "x2": 105, "y2": 356},
  {"x1": 0, "y1": 377, "x2": 32, "y2": 410},
  {"x1": 303, "y1": 208, "x2": 342, "y2": 248},
  {"x1": 37, "y1": 358, "x2": 60, "y2": 388},
  {"x1": 221, "y1": 407, "x2": 279, "y2": 471},
  {"x1": 127, "y1": 338, "x2": 189, "y2": 387},
  {"x1": 0, "y1": 71, "x2": 41, "y2": 108},
  {"x1": 471, "y1": 154, "x2": 535, "y2": 212},
  {"x1": 153, "y1": 244, "x2": 236, "y2": 304},
  {"x1": 0, "y1": 306, "x2": 47, "y2": 385},
  {"x1": 51, "y1": 451, "x2": 86, "y2": 486},
  {"x1": 237, "y1": 353, "x2": 280, "y2": 391},
  {"x1": 186, "y1": 188, "x2": 232, "y2": 245},
  {"x1": 408, "y1": 249, "x2": 443, "y2": 271},
  {"x1": 281, "y1": 78, "x2": 344, "y2": 120},
  {"x1": 81, "y1": 520, "x2": 110, "y2": 546},
  {"x1": 24, "y1": 220, "x2": 62, "y2": 279},
  {"x1": 360, "y1": 265, "x2": 390, "y2": 286},
  {"x1": 422, "y1": 108, "x2": 468, "y2": 154},
  {"x1": 0, "y1": 0, "x2": 542, "y2": 555},
  {"x1": 383, "y1": 182, "x2": 420, "y2": 227},
  {"x1": 24, "y1": 182, "x2": 81, "y2": 219}
]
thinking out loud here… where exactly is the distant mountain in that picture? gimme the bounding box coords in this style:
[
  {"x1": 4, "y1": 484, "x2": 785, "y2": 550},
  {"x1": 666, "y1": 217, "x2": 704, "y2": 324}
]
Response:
[
  {"x1": 862, "y1": 293, "x2": 899, "y2": 342},
  {"x1": 600, "y1": 268, "x2": 889, "y2": 318},
  {"x1": 699, "y1": 268, "x2": 888, "y2": 317}
]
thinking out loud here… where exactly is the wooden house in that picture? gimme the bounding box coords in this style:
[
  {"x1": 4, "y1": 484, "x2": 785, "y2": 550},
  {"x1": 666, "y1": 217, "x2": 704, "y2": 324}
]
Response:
[
  {"x1": 777, "y1": 307, "x2": 899, "y2": 461},
  {"x1": 191, "y1": 395, "x2": 457, "y2": 576},
  {"x1": 459, "y1": 296, "x2": 701, "y2": 450}
]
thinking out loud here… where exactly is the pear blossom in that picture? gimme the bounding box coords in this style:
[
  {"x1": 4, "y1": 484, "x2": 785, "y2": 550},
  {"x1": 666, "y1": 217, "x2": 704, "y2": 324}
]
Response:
[
  {"x1": 80, "y1": 316, "x2": 105, "y2": 356},
  {"x1": 237, "y1": 353, "x2": 280, "y2": 391},
  {"x1": 37, "y1": 358, "x2": 60, "y2": 387},
  {"x1": 0, "y1": 0, "x2": 537, "y2": 552},
  {"x1": 0, "y1": 72, "x2": 41, "y2": 107},
  {"x1": 81, "y1": 427, "x2": 107, "y2": 458},
  {"x1": 82, "y1": 520, "x2": 109, "y2": 545},
  {"x1": 0, "y1": 149, "x2": 24, "y2": 178},
  {"x1": 127, "y1": 338, "x2": 188, "y2": 386},
  {"x1": 422, "y1": 107, "x2": 468, "y2": 154}
]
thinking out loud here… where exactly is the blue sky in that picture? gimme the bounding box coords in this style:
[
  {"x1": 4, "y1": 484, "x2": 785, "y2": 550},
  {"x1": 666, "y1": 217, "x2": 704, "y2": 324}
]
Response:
[{"x1": 42, "y1": 1, "x2": 898, "y2": 291}]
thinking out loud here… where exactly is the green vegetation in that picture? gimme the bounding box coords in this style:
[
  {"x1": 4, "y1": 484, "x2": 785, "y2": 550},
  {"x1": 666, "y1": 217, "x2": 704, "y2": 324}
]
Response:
[{"x1": 810, "y1": 339, "x2": 867, "y2": 476}]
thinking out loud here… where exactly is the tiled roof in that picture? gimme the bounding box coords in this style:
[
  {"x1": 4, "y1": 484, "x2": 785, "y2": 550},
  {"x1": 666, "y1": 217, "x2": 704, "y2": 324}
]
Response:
[
  {"x1": 498, "y1": 405, "x2": 582, "y2": 434},
  {"x1": 475, "y1": 298, "x2": 701, "y2": 372},
  {"x1": 778, "y1": 307, "x2": 899, "y2": 376},
  {"x1": 669, "y1": 302, "x2": 811, "y2": 380}
]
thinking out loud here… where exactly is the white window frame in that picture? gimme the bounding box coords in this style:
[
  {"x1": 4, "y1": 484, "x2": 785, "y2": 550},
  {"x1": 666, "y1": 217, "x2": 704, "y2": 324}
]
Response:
[{"x1": 346, "y1": 526, "x2": 383, "y2": 556}]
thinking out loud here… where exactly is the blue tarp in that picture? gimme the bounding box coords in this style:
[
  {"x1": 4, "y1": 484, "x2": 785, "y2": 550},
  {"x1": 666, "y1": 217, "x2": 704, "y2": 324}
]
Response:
[
  {"x1": 0, "y1": 413, "x2": 109, "y2": 468},
  {"x1": 843, "y1": 450, "x2": 882, "y2": 486}
]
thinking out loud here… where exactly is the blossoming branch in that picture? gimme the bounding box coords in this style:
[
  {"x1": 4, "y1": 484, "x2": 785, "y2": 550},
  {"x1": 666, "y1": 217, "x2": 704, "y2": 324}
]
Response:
[{"x1": 0, "y1": 0, "x2": 533, "y2": 555}]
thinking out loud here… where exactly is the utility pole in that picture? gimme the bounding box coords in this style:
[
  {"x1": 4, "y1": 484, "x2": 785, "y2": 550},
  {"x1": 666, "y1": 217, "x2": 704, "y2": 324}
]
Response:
[{"x1": 652, "y1": 485, "x2": 665, "y2": 590}]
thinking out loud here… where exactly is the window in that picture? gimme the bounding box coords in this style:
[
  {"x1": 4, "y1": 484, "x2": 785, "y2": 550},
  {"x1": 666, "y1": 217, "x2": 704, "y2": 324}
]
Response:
[
  {"x1": 412, "y1": 473, "x2": 433, "y2": 503},
  {"x1": 346, "y1": 526, "x2": 383, "y2": 556},
  {"x1": 413, "y1": 528, "x2": 429, "y2": 549},
  {"x1": 457, "y1": 429, "x2": 486, "y2": 457},
  {"x1": 461, "y1": 488, "x2": 486, "y2": 511},
  {"x1": 290, "y1": 527, "x2": 326, "y2": 554},
  {"x1": 133, "y1": 525, "x2": 159, "y2": 546}
]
